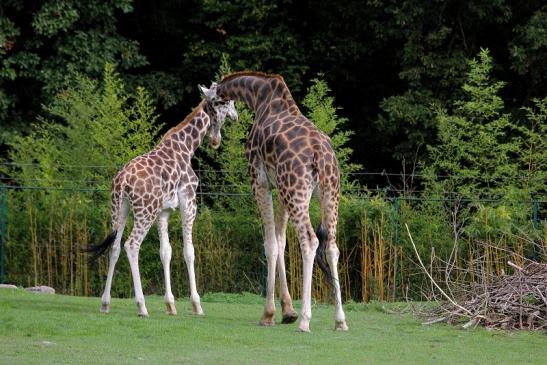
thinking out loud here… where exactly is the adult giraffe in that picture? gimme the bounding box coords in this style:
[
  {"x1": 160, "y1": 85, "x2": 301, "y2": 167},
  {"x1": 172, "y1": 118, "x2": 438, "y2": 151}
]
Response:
[
  {"x1": 202, "y1": 72, "x2": 348, "y2": 332},
  {"x1": 86, "y1": 86, "x2": 237, "y2": 317}
]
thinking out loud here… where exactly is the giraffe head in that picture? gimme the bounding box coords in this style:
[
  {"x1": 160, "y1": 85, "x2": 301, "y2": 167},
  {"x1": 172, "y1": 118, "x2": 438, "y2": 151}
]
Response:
[{"x1": 199, "y1": 82, "x2": 238, "y2": 149}]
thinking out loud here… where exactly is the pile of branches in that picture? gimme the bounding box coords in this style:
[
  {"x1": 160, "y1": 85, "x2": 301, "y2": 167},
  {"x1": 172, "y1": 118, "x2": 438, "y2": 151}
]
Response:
[
  {"x1": 405, "y1": 224, "x2": 547, "y2": 331},
  {"x1": 426, "y1": 261, "x2": 547, "y2": 330}
]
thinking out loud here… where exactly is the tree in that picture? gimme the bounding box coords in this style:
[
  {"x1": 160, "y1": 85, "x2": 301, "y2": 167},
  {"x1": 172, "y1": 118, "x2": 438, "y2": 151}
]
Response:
[
  {"x1": 424, "y1": 49, "x2": 519, "y2": 200},
  {"x1": 0, "y1": 0, "x2": 146, "y2": 143},
  {"x1": 373, "y1": 0, "x2": 473, "y2": 163},
  {"x1": 518, "y1": 97, "x2": 547, "y2": 197},
  {"x1": 302, "y1": 76, "x2": 361, "y2": 190},
  {"x1": 3, "y1": 64, "x2": 160, "y2": 193},
  {"x1": 181, "y1": 0, "x2": 308, "y2": 94},
  {"x1": 510, "y1": 7, "x2": 547, "y2": 97}
]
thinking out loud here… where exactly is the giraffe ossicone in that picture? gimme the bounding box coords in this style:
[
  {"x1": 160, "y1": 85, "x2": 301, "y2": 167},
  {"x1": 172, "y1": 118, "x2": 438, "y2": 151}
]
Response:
[
  {"x1": 204, "y1": 71, "x2": 348, "y2": 332},
  {"x1": 85, "y1": 87, "x2": 237, "y2": 317}
]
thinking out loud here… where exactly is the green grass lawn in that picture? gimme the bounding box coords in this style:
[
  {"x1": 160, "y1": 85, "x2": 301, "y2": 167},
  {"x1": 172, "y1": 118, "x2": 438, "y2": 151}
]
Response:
[{"x1": 1, "y1": 289, "x2": 546, "y2": 365}]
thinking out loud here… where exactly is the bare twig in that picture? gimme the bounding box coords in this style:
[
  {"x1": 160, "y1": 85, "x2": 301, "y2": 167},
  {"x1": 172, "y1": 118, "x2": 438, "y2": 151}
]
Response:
[
  {"x1": 422, "y1": 317, "x2": 447, "y2": 326},
  {"x1": 405, "y1": 224, "x2": 473, "y2": 316},
  {"x1": 508, "y1": 261, "x2": 524, "y2": 272}
]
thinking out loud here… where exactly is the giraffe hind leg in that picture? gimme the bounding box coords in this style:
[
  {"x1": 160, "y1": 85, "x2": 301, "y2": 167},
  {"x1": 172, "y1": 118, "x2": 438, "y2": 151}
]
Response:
[
  {"x1": 325, "y1": 238, "x2": 348, "y2": 331},
  {"x1": 99, "y1": 198, "x2": 129, "y2": 313},
  {"x1": 275, "y1": 204, "x2": 297, "y2": 324},
  {"x1": 322, "y1": 197, "x2": 348, "y2": 331},
  {"x1": 252, "y1": 178, "x2": 278, "y2": 326},
  {"x1": 125, "y1": 213, "x2": 156, "y2": 317}
]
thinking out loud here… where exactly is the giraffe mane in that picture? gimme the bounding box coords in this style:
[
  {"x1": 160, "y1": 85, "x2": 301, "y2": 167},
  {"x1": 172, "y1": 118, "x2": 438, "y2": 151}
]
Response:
[
  {"x1": 161, "y1": 99, "x2": 207, "y2": 143},
  {"x1": 220, "y1": 71, "x2": 285, "y2": 83}
]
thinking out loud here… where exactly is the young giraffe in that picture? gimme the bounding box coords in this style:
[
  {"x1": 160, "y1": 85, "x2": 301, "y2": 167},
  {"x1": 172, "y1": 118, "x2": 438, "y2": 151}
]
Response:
[
  {"x1": 86, "y1": 87, "x2": 237, "y2": 317},
  {"x1": 202, "y1": 72, "x2": 348, "y2": 332}
]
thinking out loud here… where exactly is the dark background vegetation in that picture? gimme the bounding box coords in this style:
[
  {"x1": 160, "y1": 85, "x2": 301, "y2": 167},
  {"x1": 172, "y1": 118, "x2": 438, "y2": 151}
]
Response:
[{"x1": 2, "y1": 0, "x2": 545, "y2": 176}]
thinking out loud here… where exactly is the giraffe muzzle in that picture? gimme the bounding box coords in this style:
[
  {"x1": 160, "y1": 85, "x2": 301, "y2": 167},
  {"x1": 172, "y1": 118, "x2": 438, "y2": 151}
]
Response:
[
  {"x1": 210, "y1": 137, "x2": 221, "y2": 149},
  {"x1": 229, "y1": 110, "x2": 238, "y2": 121}
]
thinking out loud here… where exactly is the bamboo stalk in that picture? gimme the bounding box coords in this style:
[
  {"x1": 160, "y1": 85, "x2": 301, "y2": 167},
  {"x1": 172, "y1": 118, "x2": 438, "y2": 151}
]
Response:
[{"x1": 29, "y1": 203, "x2": 38, "y2": 286}]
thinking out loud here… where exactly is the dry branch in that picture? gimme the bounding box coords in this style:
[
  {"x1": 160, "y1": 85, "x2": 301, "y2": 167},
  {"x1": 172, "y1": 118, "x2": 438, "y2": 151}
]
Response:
[{"x1": 406, "y1": 224, "x2": 547, "y2": 331}]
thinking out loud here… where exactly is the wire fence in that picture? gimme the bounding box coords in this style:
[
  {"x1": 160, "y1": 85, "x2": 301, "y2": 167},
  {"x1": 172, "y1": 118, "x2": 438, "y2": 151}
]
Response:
[
  {"x1": 1, "y1": 162, "x2": 546, "y2": 201},
  {"x1": 1, "y1": 162, "x2": 545, "y2": 288}
]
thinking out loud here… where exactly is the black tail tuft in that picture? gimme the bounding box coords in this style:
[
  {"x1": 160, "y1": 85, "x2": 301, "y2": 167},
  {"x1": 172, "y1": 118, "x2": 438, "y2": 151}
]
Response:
[
  {"x1": 315, "y1": 223, "x2": 333, "y2": 286},
  {"x1": 82, "y1": 230, "x2": 117, "y2": 261}
]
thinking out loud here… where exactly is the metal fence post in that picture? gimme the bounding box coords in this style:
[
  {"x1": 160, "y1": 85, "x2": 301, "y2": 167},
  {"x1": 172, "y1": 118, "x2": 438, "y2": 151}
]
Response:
[{"x1": 0, "y1": 185, "x2": 7, "y2": 284}]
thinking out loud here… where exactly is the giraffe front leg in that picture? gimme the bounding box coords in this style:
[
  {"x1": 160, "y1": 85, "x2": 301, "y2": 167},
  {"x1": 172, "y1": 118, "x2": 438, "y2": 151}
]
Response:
[
  {"x1": 158, "y1": 211, "x2": 177, "y2": 315},
  {"x1": 180, "y1": 191, "x2": 203, "y2": 315},
  {"x1": 253, "y1": 181, "x2": 278, "y2": 326},
  {"x1": 275, "y1": 205, "x2": 297, "y2": 324}
]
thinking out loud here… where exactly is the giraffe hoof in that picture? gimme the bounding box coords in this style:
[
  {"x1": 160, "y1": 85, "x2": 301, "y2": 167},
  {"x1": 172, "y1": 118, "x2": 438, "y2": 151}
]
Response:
[
  {"x1": 100, "y1": 303, "x2": 110, "y2": 314},
  {"x1": 282, "y1": 311, "x2": 298, "y2": 324},
  {"x1": 137, "y1": 303, "x2": 149, "y2": 317},
  {"x1": 335, "y1": 320, "x2": 349, "y2": 331},
  {"x1": 166, "y1": 302, "x2": 177, "y2": 316},
  {"x1": 297, "y1": 319, "x2": 310, "y2": 332},
  {"x1": 259, "y1": 318, "x2": 275, "y2": 327},
  {"x1": 192, "y1": 302, "x2": 204, "y2": 316}
]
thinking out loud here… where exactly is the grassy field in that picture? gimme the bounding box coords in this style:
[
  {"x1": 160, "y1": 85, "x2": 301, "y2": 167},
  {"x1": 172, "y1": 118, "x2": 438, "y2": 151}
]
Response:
[{"x1": 1, "y1": 289, "x2": 546, "y2": 364}]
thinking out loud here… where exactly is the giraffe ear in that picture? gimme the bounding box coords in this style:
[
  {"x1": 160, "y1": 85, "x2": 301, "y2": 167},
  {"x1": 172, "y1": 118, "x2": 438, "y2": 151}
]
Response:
[
  {"x1": 199, "y1": 84, "x2": 216, "y2": 101},
  {"x1": 198, "y1": 84, "x2": 209, "y2": 97}
]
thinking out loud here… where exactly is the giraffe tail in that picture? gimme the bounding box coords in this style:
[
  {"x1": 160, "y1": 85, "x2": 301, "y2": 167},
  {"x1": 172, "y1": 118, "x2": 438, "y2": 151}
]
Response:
[
  {"x1": 315, "y1": 223, "x2": 333, "y2": 287},
  {"x1": 82, "y1": 230, "x2": 117, "y2": 261}
]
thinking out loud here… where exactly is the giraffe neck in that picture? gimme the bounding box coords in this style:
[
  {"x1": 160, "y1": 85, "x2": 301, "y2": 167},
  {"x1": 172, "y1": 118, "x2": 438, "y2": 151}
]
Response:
[
  {"x1": 218, "y1": 74, "x2": 300, "y2": 120},
  {"x1": 159, "y1": 102, "x2": 210, "y2": 162}
]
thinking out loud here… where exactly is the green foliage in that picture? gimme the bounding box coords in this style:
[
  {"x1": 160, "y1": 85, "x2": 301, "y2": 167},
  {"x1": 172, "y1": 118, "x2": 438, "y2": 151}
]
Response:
[
  {"x1": 421, "y1": 49, "x2": 542, "y2": 255},
  {"x1": 206, "y1": 103, "x2": 254, "y2": 198},
  {"x1": 518, "y1": 97, "x2": 547, "y2": 196},
  {"x1": 467, "y1": 204, "x2": 514, "y2": 239},
  {"x1": 2, "y1": 0, "x2": 546, "y2": 176},
  {"x1": 184, "y1": 0, "x2": 308, "y2": 93},
  {"x1": 303, "y1": 76, "x2": 361, "y2": 189},
  {"x1": 369, "y1": 0, "x2": 525, "y2": 165},
  {"x1": 424, "y1": 49, "x2": 520, "y2": 199},
  {"x1": 510, "y1": 8, "x2": 547, "y2": 87},
  {"x1": 31, "y1": 1, "x2": 79, "y2": 37},
  {"x1": 376, "y1": 90, "x2": 440, "y2": 161},
  {"x1": 0, "y1": 0, "x2": 147, "y2": 140},
  {"x1": 5, "y1": 64, "x2": 160, "y2": 191}
]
